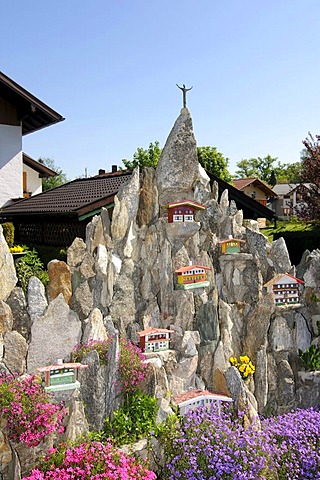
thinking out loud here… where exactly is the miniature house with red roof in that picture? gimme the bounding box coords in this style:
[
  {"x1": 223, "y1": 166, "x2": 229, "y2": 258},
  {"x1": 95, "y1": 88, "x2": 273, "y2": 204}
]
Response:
[
  {"x1": 37, "y1": 360, "x2": 88, "y2": 392},
  {"x1": 162, "y1": 200, "x2": 207, "y2": 223},
  {"x1": 264, "y1": 273, "x2": 304, "y2": 305},
  {"x1": 218, "y1": 235, "x2": 245, "y2": 254},
  {"x1": 138, "y1": 328, "x2": 174, "y2": 353},
  {"x1": 175, "y1": 264, "x2": 211, "y2": 290},
  {"x1": 173, "y1": 389, "x2": 233, "y2": 416}
]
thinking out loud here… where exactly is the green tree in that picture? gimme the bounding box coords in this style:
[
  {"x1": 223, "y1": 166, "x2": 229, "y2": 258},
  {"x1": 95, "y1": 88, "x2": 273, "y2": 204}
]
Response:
[
  {"x1": 38, "y1": 157, "x2": 68, "y2": 191},
  {"x1": 235, "y1": 155, "x2": 280, "y2": 184},
  {"x1": 276, "y1": 161, "x2": 302, "y2": 183},
  {"x1": 122, "y1": 142, "x2": 231, "y2": 181},
  {"x1": 196, "y1": 146, "x2": 231, "y2": 182},
  {"x1": 122, "y1": 141, "x2": 161, "y2": 170}
]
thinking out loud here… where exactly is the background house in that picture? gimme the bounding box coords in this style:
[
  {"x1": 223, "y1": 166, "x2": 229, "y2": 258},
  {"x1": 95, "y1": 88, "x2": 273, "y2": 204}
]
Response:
[
  {"x1": 0, "y1": 71, "x2": 64, "y2": 207},
  {"x1": 232, "y1": 178, "x2": 277, "y2": 206},
  {"x1": 0, "y1": 168, "x2": 132, "y2": 246},
  {"x1": 271, "y1": 183, "x2": 311, "y2": 219}
]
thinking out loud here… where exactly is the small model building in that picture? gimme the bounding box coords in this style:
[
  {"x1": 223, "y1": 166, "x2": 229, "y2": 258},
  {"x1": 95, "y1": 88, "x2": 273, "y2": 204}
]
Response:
[
  {"x1": 162, "y1": 200, "x2": 207, "y2": 223},
  {"x1": 138, "y1": 328, "x2": 174, "y2": 353},
  {"x1": 264, "y1": 273, "x2": 304, "y2": 305},
  {"x1": 173, "y1": 389, "x2": 233, "y2": 416},
  {"x1": 37, "y1": 360, "x2": 88, "y2": 392},
  {"x1": 175, "y1": 264, "x2": 211, "y2": 290},
  {"x1": 218, "y1": 235, "x2": 245, "y2": 254}
]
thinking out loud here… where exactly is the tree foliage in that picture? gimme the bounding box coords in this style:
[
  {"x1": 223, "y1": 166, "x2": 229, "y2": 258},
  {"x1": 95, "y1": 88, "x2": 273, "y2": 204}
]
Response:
[
  {"x1": 298, "y1": 132, "x2": 320, "y2": 220},
  {"x1": 122, "y1": 142, "x2": 231, "y2": 181},
  {"x1": 122, "y1": 141, "x2": 161, "y2": 170},
  {"x1": 38, "y1": 157, "x2": 68, "y2": 191},
  {"x1": 196, "y1": 146, "x2": 231, "y2": 181},
  {"x1": 235, "y1": 155, "x2": 303, "y2": 186}
]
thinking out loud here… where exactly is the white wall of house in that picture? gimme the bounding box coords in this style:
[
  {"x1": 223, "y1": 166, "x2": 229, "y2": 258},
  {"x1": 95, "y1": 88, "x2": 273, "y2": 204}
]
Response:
[
  {"x1": 0, "y1": 125, "x2": 22, "y2": 207},
  {"x1": 23, "y1": 163, "x2": 42, "y2": 196}
]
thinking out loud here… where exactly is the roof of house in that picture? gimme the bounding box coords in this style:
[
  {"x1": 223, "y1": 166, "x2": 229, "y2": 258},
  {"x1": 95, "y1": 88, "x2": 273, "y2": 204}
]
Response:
[
  {"x1": 138, "y1": 328, "x2": 175, "y2": 337},
  {"x1": 0, "y1": 170, "x2": 132, "y2": 220},
  {"x1": 37, "y1": 363, "x2": 88, "y2": 373},
  {"x1": 0, "y1": 71, "x2": 64, "y2": 135},
  {"x1": 264, "y1": 273, "x2": 304, "y2": 287},
  {"x1": 218, "y1": 237, "x2": 245, "y2": 245},
  {"x1": 272, "y1": 183, "x2": 311, "y2": 196},
  {"x1": 162, "y1": 200, "x2": 207, "y2": 210},
  {"x1": 23, "y1": 153, "x2": 57, "y2": 178},
  {"x1": 173, "y1": 389, "x2": 232, "y2": 405},
  {"x1": 232, "y1": 178, "x2": 277, "y2": 197},
  {"x1": 205, "y1": 171, "x2": 277, "y2": 221},
  {"x1": 175, "y1": 265, "x2": 212, "y2": 273}
]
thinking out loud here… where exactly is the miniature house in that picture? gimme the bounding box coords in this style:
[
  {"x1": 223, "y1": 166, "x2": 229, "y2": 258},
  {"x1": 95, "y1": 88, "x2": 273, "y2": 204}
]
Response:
[
  {"x1": 162, "y1": 200, "x2": 207, "y2": 223},
  {"x1": 218, "y1": 236, "x2": 245, "y2": 254},
  {"x1": 37, "y1": 361, "x2": 88, "y2": 392},
  {"x1": 138, "y1": 328, "x2": 174, "y2": 353},
  {"x1": 175, "y1": 264, "x2": 211, "y2": 290},
  {"x1": 264, "y1": 273, "x2": 304, "y2": 305},
  {"x1": 173, "y1": 389, "x2": 233, "y2": 416}
]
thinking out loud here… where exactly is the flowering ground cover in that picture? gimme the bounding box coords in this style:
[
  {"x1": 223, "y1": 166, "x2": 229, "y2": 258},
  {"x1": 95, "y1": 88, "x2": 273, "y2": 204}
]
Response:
[
  {"x1": 22, "y1": 440, "x2": 157, "y2": 480},
  {"x1": 0, "y1": 372, "x2": 65, "y2": 447},
  {"x1": 72, "y1": 337, "x2": 148, "y2": 394},
  {"x1": 167, "y1": 405, "x2": 320, "y2": 479}
]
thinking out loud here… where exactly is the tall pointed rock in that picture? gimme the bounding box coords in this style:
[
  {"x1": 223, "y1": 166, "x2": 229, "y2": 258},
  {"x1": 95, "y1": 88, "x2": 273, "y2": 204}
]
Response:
[{"x1": 156, "y1": 108, "x2": 199, "y2": 205}]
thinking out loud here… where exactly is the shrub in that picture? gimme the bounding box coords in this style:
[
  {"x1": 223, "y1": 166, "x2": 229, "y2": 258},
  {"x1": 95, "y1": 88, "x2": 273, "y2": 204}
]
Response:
[
  {"x1": 1, "y1": 222, "x2": 14, "y2": 247},
  {"x1": 299, "y1": 344, "x2": 320, "y2": 371},
  {"x1": 72, "y1": 337, "x2": 148, "y2": 395},
  {"x1": 15, "y1": 248, "x2": 49, "y2": 293},
  {"x1": 23, "y1": 440, "x2": 156, "y2": 480},
  {"x1": 0, "y1": 373, "x2": 65, "y2": 447},
  {"x1": 103, "y1": 391, "x2": 158, "y2": 446}
]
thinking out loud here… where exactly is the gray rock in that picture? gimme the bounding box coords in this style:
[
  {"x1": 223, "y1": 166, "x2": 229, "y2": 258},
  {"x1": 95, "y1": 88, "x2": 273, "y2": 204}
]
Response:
[
  {"x1": 293, "y1": 312, "x2": 312, "y2": 352},
  {"x1": 6, "y1": 288, "x2": 31, "y2": 341},
  {"x1": 269, "y1": 315, "x2": 293, "y2": 352},
  {"x1": 0, "y1": 225, "x2": 17, "y2": 301},
  {"x1": 67, "y1": 237, "x2": 87, "y2": 270},
  {"x1": 0, "y1": 301, "x2": 13, "y2": 335},
  {"x1": 60, "y1": 390, "x2": 89, "y2": 442},
  {"x1": 82, "y1": 308, "x2": 108, "y2": 343},
  {"x1": 27, "y1": 294, "x2": 82, "y2": 373},
  {"x1": 3, "y1": 331, "x2": 27, "y2": 374},
  {"x1": 271, "y1": 237, "x2": 292, "y2": 273},
  {"x1": 156, "y1": 108, "x2": 198, "y2": 206},
  {"x1": 27, "y1": 276, "x2": 48, "y2": 321},
  {"x1": 254, "y1": 346, "x2": 268, "y2": 410}
]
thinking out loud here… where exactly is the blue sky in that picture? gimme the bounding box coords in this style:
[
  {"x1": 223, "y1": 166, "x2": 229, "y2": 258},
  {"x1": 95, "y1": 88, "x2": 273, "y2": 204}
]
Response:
[{"x1": 1, "y1": 0, "x2": 320, "y2": 179}]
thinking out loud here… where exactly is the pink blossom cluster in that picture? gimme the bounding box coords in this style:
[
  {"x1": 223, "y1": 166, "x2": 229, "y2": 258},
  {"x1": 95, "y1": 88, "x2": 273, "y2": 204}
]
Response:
[
  {"x1": 0, "y1": 373, "x2": 65, "y2": 447},
  {"x1": 118, "y1": 338, "x2": 148, "y2": 394},
  {"x1": 72, "y1": 337, "x2": 148, "y2": 395},
  {"x1": 23, "y1": 440, "x2": 156, "y2": 479}
]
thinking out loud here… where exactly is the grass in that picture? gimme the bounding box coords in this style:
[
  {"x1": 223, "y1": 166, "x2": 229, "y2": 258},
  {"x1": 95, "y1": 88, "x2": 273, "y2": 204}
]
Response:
[{"x1": 260, "y1": 219, "x2": 317, "y2": 242}]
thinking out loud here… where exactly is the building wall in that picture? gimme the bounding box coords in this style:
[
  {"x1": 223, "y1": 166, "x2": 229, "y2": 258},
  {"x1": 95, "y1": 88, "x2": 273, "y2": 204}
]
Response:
[
  {"x1": 23, "y1": 163, "x2": 42, "y2": 196},
  {"x1": 242, "y1": 184, "x2": 267, "y2": 200},
  {"x1": 0, "y1": 125, "x2": 22, "y2": 207}
]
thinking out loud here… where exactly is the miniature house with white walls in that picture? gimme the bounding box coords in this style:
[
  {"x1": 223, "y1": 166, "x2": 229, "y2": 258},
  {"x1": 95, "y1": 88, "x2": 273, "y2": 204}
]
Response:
[
  {"x1": 162, "y1": 200, "x2": 207, "y2": 223},
  {"x1": 37, "y1": 360, "x2": 88, "y2": 392},
  {"x1": 173, "y1": 389, "x2": 233, "y2": 416},
  {"x1": 264, "y1": 273, "x2": 304, "y2": 305},
  {"x1": 175, "y1": 264, "x2": 211, "y2": 290},
  {"x1": 138, "y1": 328, "x2": 174, "y2": 353}
]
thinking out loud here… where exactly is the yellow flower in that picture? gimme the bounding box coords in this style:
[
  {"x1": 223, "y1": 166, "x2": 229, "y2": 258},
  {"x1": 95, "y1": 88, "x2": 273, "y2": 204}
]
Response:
[
  {"x1": 9, "y1": 245, "x2": 25, "y2": 253},
  {"x1": 239, "y1": 355, "x2": 250, "y2": 364},
  {"x1": 229, "y1": 356, "x2": 238, "y2": 366},
  {"x1": 239, "y1": 364, "x2": 246, "y2": 373}
]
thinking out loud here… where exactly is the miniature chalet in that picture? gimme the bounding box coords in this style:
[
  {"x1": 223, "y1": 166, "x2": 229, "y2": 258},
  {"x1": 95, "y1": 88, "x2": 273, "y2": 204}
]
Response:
[
  {"x1": 175, "y1": 264, "x2": 211, "y2": 290},
  {"x1": 138, "y1": 328, "x2": 174, "y2": 353},
  {"x1": 37, "y1": 361, "x2": 88, "y2": 392},
  {"x1": 264, "y1": 273, "x2": 304, "y2": 305},
  {"x1": 218, "y1": 235, "x2": 245, "y2": 254},
  {"x1": 173, "y1": 389, "x2": 233, "y2": 416},
  {"x1": 162, "y1": 200, "x2": 207, "y2": 223}
]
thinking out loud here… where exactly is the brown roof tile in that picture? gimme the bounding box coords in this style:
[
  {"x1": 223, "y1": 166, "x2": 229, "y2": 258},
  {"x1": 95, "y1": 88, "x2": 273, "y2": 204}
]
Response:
[{"x1": 1, "y1": 170, "x2": 132, "y2": 217}]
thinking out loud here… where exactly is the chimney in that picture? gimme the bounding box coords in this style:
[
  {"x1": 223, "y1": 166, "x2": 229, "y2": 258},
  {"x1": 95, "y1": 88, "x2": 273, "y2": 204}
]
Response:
[
  {"x1": 98, "y1": 169, "x2": 105, "y2": 175},
  {"x1": 111, "y1": 165, "x2": 117, "y2": 173}
]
